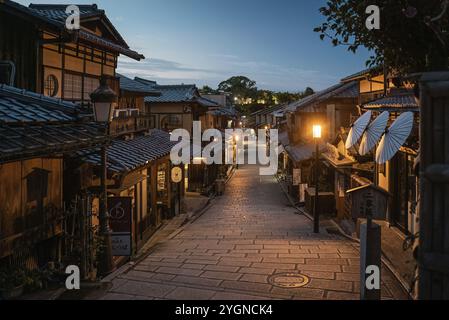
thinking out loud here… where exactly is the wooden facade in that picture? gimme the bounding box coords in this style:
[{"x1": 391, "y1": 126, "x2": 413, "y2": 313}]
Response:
[{"x1": 0, "y1": 159, "x2": 63, "y2": 263}]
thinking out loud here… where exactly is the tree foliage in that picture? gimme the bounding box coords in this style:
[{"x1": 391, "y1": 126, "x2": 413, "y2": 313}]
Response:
[
  {"x1": 314, "y1": 0, "x2": 449, "y2": 73},
  {"x1": 218, "y1": 76, "x2": 258, "y2": 99},
  {"x1": 199, "y1": 85, "x2": 218, "y2": 95}
]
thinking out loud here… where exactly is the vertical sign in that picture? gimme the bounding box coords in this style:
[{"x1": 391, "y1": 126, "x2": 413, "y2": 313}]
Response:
[
  {"x1": 292, "y1": 168, "x2": 301, "y2": 186},
  {"x1": 108, "y1": 197, "x2": 132, "y2": 256}
]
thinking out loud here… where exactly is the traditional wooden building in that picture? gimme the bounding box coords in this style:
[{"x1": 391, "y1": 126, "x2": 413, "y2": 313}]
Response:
[
  {"x1": 76, "y1": 129, "x2": 181, "y2": 254},
  {"x1": 0, "y1": 83, "x2": 107, "y2": 272},
  {"x1": 133, "y1": 78, "x2": 212, "y2": 134},
  {"x1": 112, "y1": 74, "x2": 160, "y2": 137},
  {"x1": 0, "y1": 1, "x2": 179, "y2": 282},
  {"x1": 251, "y1": 104, "x2": 286, "y2": 130},
  {"x1": 280, "y1": 81, "x2": 359, "y2": 206},
  {"x1": 0, "y1": 1, "x2": 144, "y2": 100}
]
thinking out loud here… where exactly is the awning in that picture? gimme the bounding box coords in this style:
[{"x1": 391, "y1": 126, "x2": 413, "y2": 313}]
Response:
[
  {"x1": 79, "y1": 129, "x2": 177, "y2": 173},
  {"x1": 285, "y1": 143, "x2": 326, "y2": 163},
  {"x1": 362, "y1": 90, "x2": 419, "y2": 112},
  {"x1": 0, "y1": 122, "x2": 107, "y2": 163}
]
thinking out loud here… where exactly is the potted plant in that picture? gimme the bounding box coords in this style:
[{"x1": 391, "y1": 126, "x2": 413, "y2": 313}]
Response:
[{"x1": 0, "y1": 268, "x2": 26, "y2": 300}]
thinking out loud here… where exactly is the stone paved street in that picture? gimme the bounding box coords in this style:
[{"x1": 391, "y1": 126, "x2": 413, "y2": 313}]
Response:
[{"x1": 99, "y1": 165, "x2": 409, "y2": 300}]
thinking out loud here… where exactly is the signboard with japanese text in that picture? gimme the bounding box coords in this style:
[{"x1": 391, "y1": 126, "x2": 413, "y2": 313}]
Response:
[
  {"x1": 293, "y1": 169, "x2": 301, "y2": 186},
  {"x1": 347, "y1": 185, "x2": 389, "y2": 220},
  {"x1": 110, "y1": 233, "x2": 132, "y2": 256}
]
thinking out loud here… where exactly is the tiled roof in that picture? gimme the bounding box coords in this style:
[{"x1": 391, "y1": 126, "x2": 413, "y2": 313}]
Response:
[
  {"x1": 117, "y1": 74, "x2": 161, "y2": 96},
  {"x1": 286, "y1": 81, "x2": 358, "y2": 113},
  {"x1": 28, "y1": 4, "x2": 128, "y2": 47},
  {"x1": 80, "y1": 129, "x2": 178, "y2": 172},
  {"x1": 1, "y1": 1, "x2": 144, "y2": 60},
  {"x1": 362, "y1": 90, "x2": 419, "y2": 112},
  {"x1": 0, "y1": 83, "x2": 107, "y2": 162},
  {"x1": 0, "y1": 84, "x2": 78, "y2": 123},
  {"x1": 28, "y1": 4, "x2": 103, "y2": 21},
  {"x1": 196, "y1": 97, "x2": 219, "y2": 108},
  {"x1": 285, "y1": 143, "x2": 326, "y2": 163},
  {"x1": 208, "y1": 107, "x2": 237, "y2": 117},
  {"x1": 134, "y1": 79, "x2": 199, "y2": 104},
  {"x1": 278, "y1": 131, "x2": 290, "y2": 147},
  {"x1": 251, "y1": 104, "x2": 286, "y2": 117},
  {"x1": 340, "y1": 66, "x2": 382, "y2": 83},
  {"x1": 0, "y1": 122, "x2": 107, "y2": 163}
]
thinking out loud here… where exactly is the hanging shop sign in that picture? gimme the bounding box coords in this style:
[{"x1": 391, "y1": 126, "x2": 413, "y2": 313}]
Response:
[{"x1": 108, "y1": 197, "x2": 132, "y2": 256}]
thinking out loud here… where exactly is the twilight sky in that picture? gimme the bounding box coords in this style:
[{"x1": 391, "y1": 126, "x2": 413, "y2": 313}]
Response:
[{"x1": 19, "y1": 0, "x2": 371, "y2": 92}]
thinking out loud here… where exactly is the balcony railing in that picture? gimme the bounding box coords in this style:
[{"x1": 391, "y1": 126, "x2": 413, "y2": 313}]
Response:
[{"x1": 110, "y1": 111, "x2": 155, "y2": 136}]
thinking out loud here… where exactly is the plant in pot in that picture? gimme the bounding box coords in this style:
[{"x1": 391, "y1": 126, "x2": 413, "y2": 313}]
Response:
[{"x1": 0, "y1": 268, "x2": 26, "y2": 300}]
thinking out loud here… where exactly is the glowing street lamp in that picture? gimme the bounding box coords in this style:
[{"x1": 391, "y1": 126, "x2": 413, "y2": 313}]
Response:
[
  {"x1": 313, "y1": 125, "x2": 322, "y2": 139},
  {"x1": 312, "y1": 124, "x2": 322, "y2": 233}
]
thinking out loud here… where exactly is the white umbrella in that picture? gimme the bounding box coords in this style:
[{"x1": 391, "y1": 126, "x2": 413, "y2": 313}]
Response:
[
  {"x1": 359, "y1": 111, "x2": 390, "y2": 156},
  {"x1": 376, "y1": 112, "x2": 414, "y2": 164},
  {"x1": 345, "y1": 111, "x2": 372, "y2": 150}
]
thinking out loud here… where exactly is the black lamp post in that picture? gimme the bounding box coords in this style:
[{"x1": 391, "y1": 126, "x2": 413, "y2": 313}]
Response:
[
  {"x1": 312, "y1": 125, "x2": 322, "y2": 234},
  {"x1": 90, "y1": 77, "x2": 117, "y2": 276}
]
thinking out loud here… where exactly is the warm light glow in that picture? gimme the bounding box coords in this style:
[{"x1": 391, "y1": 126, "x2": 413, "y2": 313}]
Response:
[
  {"x1": 264, "y1": 126, "x2": 268, "y2": 130},
  {"x1": 234, "y1": 134, "x2": 239, "y2": 142},
  {"x1": 312, "y1": 125, "x2": 322, "y2": 139}
]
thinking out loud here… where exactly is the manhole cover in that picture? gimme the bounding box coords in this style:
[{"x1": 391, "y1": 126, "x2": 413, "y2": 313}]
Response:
[{"x1": 268, "y1": 273, "x2": 310, "y2": 288}]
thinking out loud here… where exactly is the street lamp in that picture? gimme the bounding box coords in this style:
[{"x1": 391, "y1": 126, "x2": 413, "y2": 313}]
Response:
[
  {"x1": 90, "y1": 77, "x2": 117, "y2": 276},
  {"x1": 312, "y1": 125, "x2": 322, "y2": 234}
]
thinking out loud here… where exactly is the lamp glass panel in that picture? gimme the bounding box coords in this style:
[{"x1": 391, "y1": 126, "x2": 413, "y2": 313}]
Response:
[{"x1": 313, "y1": 125, "x2": 322, "y2": 139}]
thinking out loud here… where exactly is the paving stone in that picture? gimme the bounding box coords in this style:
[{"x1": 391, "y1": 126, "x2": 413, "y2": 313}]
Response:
[
  {"x1": 307, "y1": 279, "x2": 354, "y2": 293},
  {"x1": 204, "y1": 265, "x2": 240, "y2": 273},
  {"x1": 201, "y1": 271, "x2": 242, "y2": 281},
  {"x1": 239, "y1": 267, "x2": 275, "y2": 275},
  {"x1": 305, "y1": 258, "x2": 349, "y2": 265},
  {"x1": 98, "y1": 165, "x2": 408, "y2": 301},
  {"x1": 271, "y1": 286, "x2": 325, "y2": 299},
  {"x1": 114, "y1": 280, "x2": 176, "y2": 298},
  {"x1": 240, "y1": 274, "x2": 269, "y2": 284},
  {"x1": 252, "y1": 262, "x2": 296, "y2": 270},
  {"x1": 172, "y1": 275, "x2": 223, "y2": 287},
  {"x1": 326, "y1": 291, "x2": 360, "y2": 300},
  {"x1": 185, "y1": 259, "x2": 219, "y2": 265},
  {"x1": 182, "y1": 263, "x2": 206, "y2": 270},
  {"x1": 336, "y1": 273, "x2": 360, "y2": 282},
  {"x1": 220, "y1": 280, "x2": 272, "y2": 293},
  {"x1": 156, "y1": 266, "x2": 203, "y2": 277},
  {"x1": 263, "y1": 257, "x2": 305, "y2": 264},
  {"x1": 101, "y1": 293, "x2": 141, "y2": 300},
  {"x1": 165, "y1": 287, "x2": 216, "y2": 300},
  {"x1": 212, "y1": 292, "x2": 271, "y2": 300}
]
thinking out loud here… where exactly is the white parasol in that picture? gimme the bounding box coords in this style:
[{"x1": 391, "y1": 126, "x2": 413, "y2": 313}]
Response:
[
  {"x1": 376, "y1": 112, "x2": 414, "y2": 164},
  {"x1": 345, "y1": 111, "x2": 372, "y2": 150},
  {"x1": 359, "y1": 111, "x2": 390, "y2": 156}
]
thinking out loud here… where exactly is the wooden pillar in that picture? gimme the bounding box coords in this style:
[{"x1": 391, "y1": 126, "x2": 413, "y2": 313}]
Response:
[{"x1": 418, "y1": 72, "x2": 449, "y2": 300}]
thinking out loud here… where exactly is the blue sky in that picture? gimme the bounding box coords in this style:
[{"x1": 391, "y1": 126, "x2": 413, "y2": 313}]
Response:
[{"x1": 18, "y1": 0, "x2": 371, "y2": 91}]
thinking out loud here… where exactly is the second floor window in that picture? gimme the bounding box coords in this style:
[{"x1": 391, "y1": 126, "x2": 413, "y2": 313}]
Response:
[
  {"x1": 83, "y1": 77, "x2": 100, "y2": 101},
  {"x1": 63, "y1": 73, "x2": 82, "y2": 100},
  {"x1": 63, "y1": 73, "x2": 100, "y2": 102}
]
